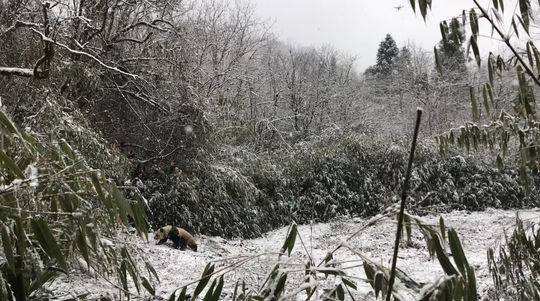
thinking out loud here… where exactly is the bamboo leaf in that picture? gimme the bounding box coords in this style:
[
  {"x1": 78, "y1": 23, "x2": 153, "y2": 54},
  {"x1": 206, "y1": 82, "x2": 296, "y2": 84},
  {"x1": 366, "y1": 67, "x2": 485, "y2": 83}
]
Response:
[
  {"x1": 319, "y1": 268, "x2": 346, "y2": 276},
  {"x1": 335, "y1": 284, "x2": 345, "y2": 301},
  {"x1": 21, "y1": 132, "x2": 42, "y2": 156},
  {"x1": 177, "y1": 287, "x2": 187, "y2": 301},
  {"x1": 364, "y1": 261, "x2": 375, "y2": 282},
  {"x1": 191, "y1": 263, "x2": 214, "y2": 301},
  {"x1": 0, "y1": 111, "x2": 19, "y2": 136},
  {"x1": 518, "y1": 0, "x2": 531, "y2": 34},
  {"x1": 469, "y1": 87, "x2": 480, "y2": 121},
  {"x1": 448, "y1": 228, "x2": 469, "y2": 276},
  {"x1": 119, "y1": 261, "x2": 128, "y2": 292},
  {"x1": 146, "y1": 261, "x2": 160, "y2": 282},
  {"x1": 342, "y1": 278, "x2": 357, "y2": 290},
  {"x1": 517, "y1": 16, "x2": 530, "y2": 37},
  {"x1": 374, "y1": 271, "x2": 385, "y2": 298},
  {"x1": 466, "y1": 265, "x2": 478, "y2": 301},
  {"x1": 454, "y1": 280, "x2": 465, "y2": 300},
  {"x1": 492, "y1": 7, "x2": 503, "y2": 22},
  {"x1": 281, "y1": 223, "x2": 297, "y2": 256},
  {"x1": 488, "y1": 54, "x2": 495, "y2": 85},
  {"x1": 110, "y1": 184, "x2": 132, "y2": 225},
  {"x1": 90, "y1": 173, "x2": 107, "y2": 204},
  {"x1": 274, "y1": 273, "x2": 287, "y2": 298},
  {"x1": 496, "y1": 55, "x2": 506, "y2": 72},
  {"x1": 126, "y1": 260, "x2": 140, "y2": 294},
  {"x1": 131, "y1": 200, "x2": 150, "y2": 239},
  {"x1": 512, "y1": 18, "x2": 520, "y2": 38},
  {"x1": 210, "y1": 276, "x2": 224, "y2": 301},
  {"x1": 469, "y1": 9, "x2": 479, "y2": 36},
  {"x1": 0, "y1": 150, "x2": 24, "y2": 179},
  {"x1": 202, "y1": 278, "x2": 217, "y2": 301},
  {"x1": 439, "y1": 216, "x2": 446, "y2": 242},
  {"x1": 419, "y1": 0, "x2": 428, "y2": 20},
  {"x1": 121, "y1": 247, "x2": 140, "y2": 287},
  {"x1": 324, "y1": 252, "x2": 333, "y2": 264},
  {"x1": 470, "y1": 36, "x2": 481, "y2": 67},
  {"x1": 486, "y1": 83, "x2": 494, "y2": 106},
  {"x1": 409, "y1": 0, "x2": 416, "y2": 12},
  {"x1": 439, "y1": 21, "x2": 448, "y2": 44},
  {"x1": 30, "y1": 218, "x2": 67, "y2": 269},
  {"x1": 141, "y1": 277, "x2": 155, "y2": 296},
  {"x1": 58, "y1": 139, "x2": 77, "y2": 163},
  {"x1": 433, "y1": 234, "x2": 459, "y2": 276},
  {"x1": 526, "y1": 41, "x2": 534, "y2": 68},
  {"x1": 530, "y1": 41, "x2": 540, "y2": 76},
  {"x1": 11, "y1": 218, "x2": 28, "y2": 300},
  {"x1": 482, "y1": 85, "x2": 492, "y2": 118}
]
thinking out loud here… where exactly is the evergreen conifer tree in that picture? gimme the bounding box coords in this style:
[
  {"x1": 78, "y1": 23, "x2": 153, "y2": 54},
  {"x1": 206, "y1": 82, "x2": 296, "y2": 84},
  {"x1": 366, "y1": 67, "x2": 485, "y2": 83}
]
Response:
[{"x1": 375, "y1": 34, "x2": 399, "y2": 77}]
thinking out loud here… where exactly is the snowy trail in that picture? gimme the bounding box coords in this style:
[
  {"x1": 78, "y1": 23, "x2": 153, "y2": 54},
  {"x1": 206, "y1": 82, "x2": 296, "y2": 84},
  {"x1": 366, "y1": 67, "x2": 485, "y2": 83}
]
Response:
[{"x1": 48, "y1": 208, "x2": 540, "y2": 300}]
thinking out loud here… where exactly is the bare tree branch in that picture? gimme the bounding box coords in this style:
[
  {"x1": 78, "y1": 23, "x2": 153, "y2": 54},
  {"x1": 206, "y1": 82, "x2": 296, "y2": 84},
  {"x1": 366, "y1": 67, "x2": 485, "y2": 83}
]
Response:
[
  {"x1": 118, "y1": 20, "x2": 169, "y2": 35},
  {"x1": 0, "y1": 20, "x2": 41, "y2": 38},
  {"x1": 29, "y1": 28, "x2": 137, "y2": 78}
]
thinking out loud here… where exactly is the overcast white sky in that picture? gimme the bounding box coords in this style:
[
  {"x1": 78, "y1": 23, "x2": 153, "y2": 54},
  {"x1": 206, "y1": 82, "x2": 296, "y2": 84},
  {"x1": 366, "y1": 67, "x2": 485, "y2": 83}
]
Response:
[{"x1": 253, "y1": 0, "x2": 509, "y2": 71}]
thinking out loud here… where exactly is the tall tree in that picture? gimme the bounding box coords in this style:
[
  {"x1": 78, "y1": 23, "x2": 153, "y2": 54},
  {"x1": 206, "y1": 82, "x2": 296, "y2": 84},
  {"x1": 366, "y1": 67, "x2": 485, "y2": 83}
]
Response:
[{"x1": 375, "y1": 34, "x2": 400, "y2": 77}]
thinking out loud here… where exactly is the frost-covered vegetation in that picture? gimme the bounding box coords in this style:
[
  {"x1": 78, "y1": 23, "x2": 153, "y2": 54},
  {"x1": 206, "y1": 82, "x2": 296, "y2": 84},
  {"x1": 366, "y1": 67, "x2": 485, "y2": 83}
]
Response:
[
  {"x1": 147, "y1": 136, "x2": 538, "y2": 238},
  {"x1": 0, "y1": 111, "x2": 155, "y2": 300}
]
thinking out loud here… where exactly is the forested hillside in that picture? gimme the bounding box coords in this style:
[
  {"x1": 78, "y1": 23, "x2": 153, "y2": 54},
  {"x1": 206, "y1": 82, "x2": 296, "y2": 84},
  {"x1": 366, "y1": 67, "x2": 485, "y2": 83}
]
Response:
[{"x1": 0, "y1": 0, "x2": 539, "y2": 300}]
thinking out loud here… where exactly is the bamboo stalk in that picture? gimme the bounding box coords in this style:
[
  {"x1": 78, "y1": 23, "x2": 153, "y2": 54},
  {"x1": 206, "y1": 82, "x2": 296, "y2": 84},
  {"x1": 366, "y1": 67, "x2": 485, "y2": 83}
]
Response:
[{"x1": 386, "y1": 108, "x2": 423, "y2": 301}]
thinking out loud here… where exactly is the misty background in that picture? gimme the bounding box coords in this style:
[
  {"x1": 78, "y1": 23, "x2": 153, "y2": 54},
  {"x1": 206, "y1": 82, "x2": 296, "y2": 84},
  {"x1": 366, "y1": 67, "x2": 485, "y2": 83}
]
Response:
[{"x1": 255, "y1": 0, "x2": 513, "y2": 70}]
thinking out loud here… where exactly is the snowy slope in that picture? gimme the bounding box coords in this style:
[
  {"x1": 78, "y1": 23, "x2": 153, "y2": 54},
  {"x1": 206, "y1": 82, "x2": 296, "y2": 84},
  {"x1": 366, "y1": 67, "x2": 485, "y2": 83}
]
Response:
[{"x1": 47, "y1": 208, "x2": 539, "y2": 300}]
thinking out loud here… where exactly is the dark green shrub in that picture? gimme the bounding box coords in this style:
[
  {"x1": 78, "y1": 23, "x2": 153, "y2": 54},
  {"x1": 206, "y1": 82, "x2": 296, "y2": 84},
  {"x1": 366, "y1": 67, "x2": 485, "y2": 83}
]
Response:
[{"x1": 147, "y1": 135, "x2": 539, "y2": 238}]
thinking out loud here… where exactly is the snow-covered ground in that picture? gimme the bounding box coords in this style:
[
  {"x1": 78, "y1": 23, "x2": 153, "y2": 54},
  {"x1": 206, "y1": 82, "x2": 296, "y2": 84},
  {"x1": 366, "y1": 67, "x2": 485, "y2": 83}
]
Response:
[{"x1": 47, "y1": 208, "x2": 540, "y2": 300}]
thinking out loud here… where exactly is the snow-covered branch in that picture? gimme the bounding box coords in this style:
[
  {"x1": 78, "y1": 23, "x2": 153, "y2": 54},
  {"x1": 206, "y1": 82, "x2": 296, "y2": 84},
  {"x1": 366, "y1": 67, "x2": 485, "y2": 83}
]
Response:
[
  {"x1": 0, "y1": 67, "x2": 35, "y2": 77},
  {"x1": 0, "y1": 20, "x2": 41, "y2": 37}
]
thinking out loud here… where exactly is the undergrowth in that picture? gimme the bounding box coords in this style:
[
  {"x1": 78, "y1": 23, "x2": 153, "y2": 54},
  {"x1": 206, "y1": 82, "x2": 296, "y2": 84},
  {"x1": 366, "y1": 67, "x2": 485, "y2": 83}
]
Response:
[
  {"x1": 146, "y1": 135, "x2": 539, "y2": 238},
  {"x1": 0, "y1": 110, "x2": 155, "y2": 300},
  {"x1": 487, "y1": 214, "x2": 540, "y2": 300}
]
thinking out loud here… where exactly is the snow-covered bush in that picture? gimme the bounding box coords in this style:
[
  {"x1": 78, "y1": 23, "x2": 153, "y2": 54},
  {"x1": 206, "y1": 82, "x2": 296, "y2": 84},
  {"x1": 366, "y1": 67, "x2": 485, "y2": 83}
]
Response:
[
  {"x1": 0, "y1": 73, "x2": 133, "y2": 181},
  {"x1": 147, "y1": 163, "x2": 266, "y2": 238},
  {"x1": 147, "y1": 134, "x2": 538, "y2": 238},
  {"x1": 412, "y1": 155, "x2": 533, "y2": 211}
]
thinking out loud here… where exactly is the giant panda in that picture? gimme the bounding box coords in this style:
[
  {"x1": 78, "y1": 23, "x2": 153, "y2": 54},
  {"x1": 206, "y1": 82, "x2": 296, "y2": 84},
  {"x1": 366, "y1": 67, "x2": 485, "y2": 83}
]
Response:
[{"x1": 153, "y1": 225, "x2": 198, "y2": 251}]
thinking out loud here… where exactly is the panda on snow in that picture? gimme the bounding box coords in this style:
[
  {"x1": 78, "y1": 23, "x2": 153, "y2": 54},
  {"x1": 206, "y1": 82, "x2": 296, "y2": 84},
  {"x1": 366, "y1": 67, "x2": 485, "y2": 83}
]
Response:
[{"x1": 153, "y1": 225, "x2": 198, "y2": 251}]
